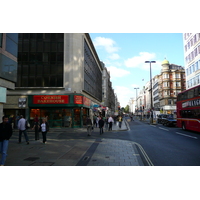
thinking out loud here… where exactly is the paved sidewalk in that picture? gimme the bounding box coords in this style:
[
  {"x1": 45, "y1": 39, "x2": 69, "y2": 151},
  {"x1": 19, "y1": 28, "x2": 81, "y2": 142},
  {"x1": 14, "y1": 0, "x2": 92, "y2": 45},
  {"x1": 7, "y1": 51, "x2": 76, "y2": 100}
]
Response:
[{"x1": 3, "y1": 119, "x2": 144, "y2": 166}]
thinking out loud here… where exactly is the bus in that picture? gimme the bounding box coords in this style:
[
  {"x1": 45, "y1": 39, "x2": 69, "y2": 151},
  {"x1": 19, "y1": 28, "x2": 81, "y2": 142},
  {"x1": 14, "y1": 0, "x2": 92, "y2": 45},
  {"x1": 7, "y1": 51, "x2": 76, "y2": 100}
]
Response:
[{"x1": 176, "y1": 85, "x2": 200, "y2": 132}]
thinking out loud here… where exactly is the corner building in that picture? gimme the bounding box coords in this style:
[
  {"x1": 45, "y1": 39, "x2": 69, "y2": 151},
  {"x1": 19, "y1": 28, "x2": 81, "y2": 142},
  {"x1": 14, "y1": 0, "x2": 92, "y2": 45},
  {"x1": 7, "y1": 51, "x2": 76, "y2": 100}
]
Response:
[{"x1": 4, "y1": 33, "x2": 103, "y2": 128}]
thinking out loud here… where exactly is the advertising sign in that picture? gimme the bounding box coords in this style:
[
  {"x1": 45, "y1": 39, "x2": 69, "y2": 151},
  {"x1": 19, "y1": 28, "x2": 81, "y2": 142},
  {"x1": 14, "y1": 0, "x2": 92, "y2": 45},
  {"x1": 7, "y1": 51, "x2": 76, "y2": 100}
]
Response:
[
  {"x1": 33, "y1": 95, "x2": 69, "y2": 104},
  {"x1": 74, "y1": 95, "x2": 83, "y2": 104}
]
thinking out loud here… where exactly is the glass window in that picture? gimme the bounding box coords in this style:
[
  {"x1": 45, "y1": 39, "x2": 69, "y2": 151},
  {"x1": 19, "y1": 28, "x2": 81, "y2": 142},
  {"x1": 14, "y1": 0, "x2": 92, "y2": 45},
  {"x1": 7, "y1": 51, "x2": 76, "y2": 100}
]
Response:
[
  {"x1": 0, "y1": 33, "x2": 2, "y2": 47},
  {"x1": 6, "y1": 34, "x2": 18, "y2": 57}
]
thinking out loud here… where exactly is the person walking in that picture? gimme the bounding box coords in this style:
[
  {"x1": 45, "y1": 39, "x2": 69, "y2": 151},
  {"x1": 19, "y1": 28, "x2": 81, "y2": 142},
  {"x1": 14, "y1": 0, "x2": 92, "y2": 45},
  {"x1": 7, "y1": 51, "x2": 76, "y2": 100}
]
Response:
[
  {"x1": 98, "y1": 117, "x2": 105, "y2": 135},
  {"x1": 108, "y1": 116, "x2": 114, "y2": 131},
  {"x1": 18, "y1": 115, "x2": 29, "y2": 144},
  {"x1": 86, "y1": 116, "x2": 93, "y2": 136},
  {"x1": 32, "y1": 115, "x2": 40, "y2": 140},
  {"x1": 118, "y1": 115, "x2": 123, "y2": 128},
  {"x1": 0, "y1": 116, "x2": 13, "y2": 166},
  {"x1": 40, "y1": 118, "x2": 49, "y2": 144}
]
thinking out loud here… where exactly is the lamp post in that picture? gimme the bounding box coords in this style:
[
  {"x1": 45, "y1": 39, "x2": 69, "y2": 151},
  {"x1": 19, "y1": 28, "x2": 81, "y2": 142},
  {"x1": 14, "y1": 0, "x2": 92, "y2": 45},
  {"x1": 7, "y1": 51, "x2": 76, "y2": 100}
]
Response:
[
  {"x1": 145, "y1": 61, "x2": 156, "y2": 124},
  {"x1": 134, "y1": 87, "x2": 139, "y2": 116}
]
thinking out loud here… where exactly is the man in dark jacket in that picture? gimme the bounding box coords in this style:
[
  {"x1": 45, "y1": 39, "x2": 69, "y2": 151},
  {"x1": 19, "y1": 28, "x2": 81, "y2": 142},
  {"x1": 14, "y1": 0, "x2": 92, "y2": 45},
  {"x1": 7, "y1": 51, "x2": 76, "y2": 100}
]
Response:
[
  {"x1": 0, "y1": 116, "x2": 13, "y2": 166},
  {"x1": 98, "y1": 117, "x2": 105, "y2": 135}
]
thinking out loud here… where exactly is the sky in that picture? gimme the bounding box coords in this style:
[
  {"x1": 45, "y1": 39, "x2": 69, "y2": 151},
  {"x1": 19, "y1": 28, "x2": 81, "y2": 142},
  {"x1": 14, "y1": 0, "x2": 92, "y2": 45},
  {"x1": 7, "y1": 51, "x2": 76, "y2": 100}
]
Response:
[{"x1": 89, "y1": 33, "x2": 185, "y2": 108}]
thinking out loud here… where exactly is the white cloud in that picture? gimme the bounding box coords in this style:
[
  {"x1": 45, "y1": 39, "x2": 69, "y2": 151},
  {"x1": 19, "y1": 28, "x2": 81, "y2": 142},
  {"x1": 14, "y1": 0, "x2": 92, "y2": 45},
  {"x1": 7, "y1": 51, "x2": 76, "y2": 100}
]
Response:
[
  {"x1": 107, "y1": 66, "x2": 130, "y2": 79},
  {"x1": 114, "y1": 86, "x2": 134, "y2": 107},
  {"x1": 131, "y1": 84, "x2": 140, "y2": 88},
  {"x1": 108, "y1": 53, "x2": 120, "y2": 60},
  {"x1": 93, "y1": 37, "x2": 119, "y2": 53},
  {"x1": 124, "y1": 52, "x2": 161, "y2": 71}
]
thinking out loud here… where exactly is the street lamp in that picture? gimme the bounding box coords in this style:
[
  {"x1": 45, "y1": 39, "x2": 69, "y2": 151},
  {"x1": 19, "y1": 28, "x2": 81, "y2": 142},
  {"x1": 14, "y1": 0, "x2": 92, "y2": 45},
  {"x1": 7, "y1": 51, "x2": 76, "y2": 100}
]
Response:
[
  {"x1": 134, "y1": 87, "x2": 139, "y2": 116},
  {"x1": 145, "y1": 61, "x2": 156, "y2": 124}
]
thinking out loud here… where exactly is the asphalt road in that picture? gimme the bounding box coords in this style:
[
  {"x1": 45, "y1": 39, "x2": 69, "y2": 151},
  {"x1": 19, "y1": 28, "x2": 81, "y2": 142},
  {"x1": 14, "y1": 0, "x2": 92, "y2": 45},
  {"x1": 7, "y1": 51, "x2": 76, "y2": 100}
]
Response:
[
  {"x1": 127, "y1": 118, "x2": 200, "y2": 166},
  {"x1": 50, "y1": 118, "x2": 200, "y2": 166}
]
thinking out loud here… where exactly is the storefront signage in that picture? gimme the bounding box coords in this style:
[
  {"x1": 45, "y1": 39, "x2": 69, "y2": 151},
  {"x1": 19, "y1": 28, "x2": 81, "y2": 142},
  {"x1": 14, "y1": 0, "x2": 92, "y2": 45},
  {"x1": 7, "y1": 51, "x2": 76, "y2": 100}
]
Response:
[
  {"x1": 74, "y1": 95, "x2": 83, "y2": 104},
  {"x1": 83, "y1": 97, "x2": 91, "y2": 107},
  {"x1": 182, "y1": 98, "x2": 200, "y2": 108},
  {"x1": 33, "y1": 95, "x2": 69, "y2": 104}
]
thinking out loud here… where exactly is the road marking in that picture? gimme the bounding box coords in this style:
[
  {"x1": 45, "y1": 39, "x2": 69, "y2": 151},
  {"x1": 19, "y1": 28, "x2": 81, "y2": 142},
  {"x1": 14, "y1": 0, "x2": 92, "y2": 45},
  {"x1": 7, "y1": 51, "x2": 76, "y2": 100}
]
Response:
[
  {"x1": 150, "y1": 125, "x2": 156, "y2": 127},
  {"x1": 175, "y1": 132, "x2": 198, "y2": 139},
  {"x1": 159, "y1": 127, "x2": 169, "y2": 131},
  {"x1": 133, "y1": 142, "x2": 154, "y2": 166}
]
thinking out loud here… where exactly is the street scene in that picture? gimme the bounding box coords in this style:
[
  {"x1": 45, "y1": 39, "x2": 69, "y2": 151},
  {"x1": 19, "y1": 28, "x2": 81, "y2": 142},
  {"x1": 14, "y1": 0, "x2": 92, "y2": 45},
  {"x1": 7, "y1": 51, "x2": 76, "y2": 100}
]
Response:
[
  {"x1": 4, "y1": 115, "x2": 200, "y2": 166},
  {"x1": 1, "y1": 33, "x2": 200, "y2": 168}
]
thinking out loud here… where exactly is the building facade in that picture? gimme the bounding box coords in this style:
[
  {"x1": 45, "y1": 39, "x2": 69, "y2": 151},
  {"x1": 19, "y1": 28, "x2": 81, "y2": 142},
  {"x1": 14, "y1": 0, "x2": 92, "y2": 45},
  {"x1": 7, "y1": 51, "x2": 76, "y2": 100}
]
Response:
[
  {"x1": 183, "y1": 33, "x2": 200, "y2": 89},
  {"x1": 159, "y1": 59, "x2": 186, "y2": 114},
  {"x1": 0, "y1": 33, "x2": 18, "y2": 120},
  {"x1": 4, "y1": 33, "x2": 104, "y2": 128}
]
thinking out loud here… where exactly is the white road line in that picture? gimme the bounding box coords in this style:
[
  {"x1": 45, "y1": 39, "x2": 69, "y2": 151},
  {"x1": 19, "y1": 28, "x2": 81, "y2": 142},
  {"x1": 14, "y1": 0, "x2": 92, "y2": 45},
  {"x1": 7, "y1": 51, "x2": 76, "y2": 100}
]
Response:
[
  {"x1": 150, "y1": 125, "x2": 156, "y2": 127},
  {"x1": 159, "y1": 127, "x2": 169, "y2": 131},
  {"x1": 175, "y1": 132, "x2": 198, "y2": 139}
]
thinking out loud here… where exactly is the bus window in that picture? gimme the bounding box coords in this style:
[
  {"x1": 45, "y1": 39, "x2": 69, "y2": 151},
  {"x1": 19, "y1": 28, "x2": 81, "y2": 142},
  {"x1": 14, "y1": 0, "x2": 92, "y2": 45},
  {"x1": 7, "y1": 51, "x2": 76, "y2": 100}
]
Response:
[
  {"x1": 183, "y1": 91, "x2": 188, "y2": 100},
  {"x1": 188, "y1": 89, "x2": 194, "y2": 98},
  {"x1": 194, "y1": 87, "x2": 199, "y2": 97}
]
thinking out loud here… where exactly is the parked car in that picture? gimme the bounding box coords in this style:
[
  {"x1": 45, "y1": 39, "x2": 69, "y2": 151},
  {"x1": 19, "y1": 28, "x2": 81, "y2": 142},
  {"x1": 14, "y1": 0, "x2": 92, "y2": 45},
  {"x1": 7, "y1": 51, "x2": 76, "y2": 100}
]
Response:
[
  {"x1": 157, "y1": 114, "x2": 168, "y2": 124},
  {"x1": 162, "y1": 114, "x2": 177, "y2": 127}
]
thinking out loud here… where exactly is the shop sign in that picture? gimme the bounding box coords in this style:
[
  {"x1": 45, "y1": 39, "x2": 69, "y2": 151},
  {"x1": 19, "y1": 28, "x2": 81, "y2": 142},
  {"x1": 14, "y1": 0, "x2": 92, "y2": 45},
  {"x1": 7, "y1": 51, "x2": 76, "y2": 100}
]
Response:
[
  {"x1": 74, "y1": 95, "x2": 83, "y2": 104},
  {"x1": 33, "y1": 95, "x2": 69, "y2": 104},
  {"x1": 83, "y1": 97, "x2": 91, "y2": 107}
]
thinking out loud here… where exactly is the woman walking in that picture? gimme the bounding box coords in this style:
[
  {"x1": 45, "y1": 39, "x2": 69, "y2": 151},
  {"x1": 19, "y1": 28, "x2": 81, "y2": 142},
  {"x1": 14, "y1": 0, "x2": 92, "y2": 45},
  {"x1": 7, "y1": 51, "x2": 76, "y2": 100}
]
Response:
[{"x1": 40, "y1": 118, "x2": 49, "y2": 144}]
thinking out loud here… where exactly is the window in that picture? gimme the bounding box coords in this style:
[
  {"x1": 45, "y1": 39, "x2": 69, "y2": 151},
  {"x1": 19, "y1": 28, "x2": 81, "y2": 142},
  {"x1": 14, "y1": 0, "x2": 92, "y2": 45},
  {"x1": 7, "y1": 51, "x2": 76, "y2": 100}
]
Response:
[
  {"x1": 17, "y1": 33, "x2": 64, "y2": 87},
  {"x1": 0, "y1": 33, "x2": 3, "y2": 47}
]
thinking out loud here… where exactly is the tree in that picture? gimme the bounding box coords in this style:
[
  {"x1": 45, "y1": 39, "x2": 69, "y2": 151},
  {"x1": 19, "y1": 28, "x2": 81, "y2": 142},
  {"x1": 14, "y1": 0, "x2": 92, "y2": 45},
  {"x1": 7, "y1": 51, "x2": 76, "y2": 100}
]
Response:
[{"x1": 124, "y1": 105, "x2": 130, "y2": 113}]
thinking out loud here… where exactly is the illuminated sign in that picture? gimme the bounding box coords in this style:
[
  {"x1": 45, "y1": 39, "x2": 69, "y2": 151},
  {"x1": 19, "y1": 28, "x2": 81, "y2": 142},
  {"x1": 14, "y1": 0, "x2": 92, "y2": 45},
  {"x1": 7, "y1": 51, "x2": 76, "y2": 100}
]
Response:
[
  {"x1": 83, "y1": 97, "x2": 91, "y2": 107},
  {"x1": 33, "y1": 95, "x2": 69, "y2": 104},
  {"x1": 74, "y1": 95, "x2": 83, "y2": 104}
]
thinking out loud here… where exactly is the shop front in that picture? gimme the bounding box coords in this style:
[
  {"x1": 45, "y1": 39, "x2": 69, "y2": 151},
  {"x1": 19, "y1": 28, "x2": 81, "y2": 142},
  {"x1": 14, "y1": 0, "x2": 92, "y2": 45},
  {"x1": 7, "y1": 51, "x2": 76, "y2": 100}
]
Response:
[{"x1": 28, "y1": 94, "x2": 91, "y2": 128}]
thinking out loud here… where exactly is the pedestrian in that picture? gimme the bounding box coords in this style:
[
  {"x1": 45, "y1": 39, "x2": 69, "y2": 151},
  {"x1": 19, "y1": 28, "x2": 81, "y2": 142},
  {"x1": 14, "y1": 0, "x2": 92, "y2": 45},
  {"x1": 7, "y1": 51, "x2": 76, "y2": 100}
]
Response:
[
  {"x1": 96, "y1": 116, "x2": 99, "y2": 128},
  {"x1": 105, "y1": 116, "x2": 109, "y2": 131},
  {"x1": 98, "y1": 117, "x2": 105, "y2": 135},
  {"x1": 40, "y1": 118, "x2": 49, "y2": 144},
  {"x1": 86, "y1": 116, "x2": 93, "y2": 136},
  {"x1": 118, "y1": 115, "x2": 123, "y2": 128},
  {"x1": 0, "y1": 116, "x2": 13, "y2": 166},
  {"x1": 108, "y1": 116, "x2": 114, "y2": 131},
  {"x1": 18, "y1": 115, "x2": 29, "y2": 144},
  {"x1": 32, "y1": 115, "x2": 40, "y2": 140}
]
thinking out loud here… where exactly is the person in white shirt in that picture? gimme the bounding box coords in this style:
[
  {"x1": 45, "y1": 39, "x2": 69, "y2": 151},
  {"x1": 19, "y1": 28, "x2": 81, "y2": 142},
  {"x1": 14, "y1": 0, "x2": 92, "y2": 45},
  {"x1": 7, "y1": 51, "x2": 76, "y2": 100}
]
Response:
[
  {"x1": 18, "y1": 115, "x2": 29, "y2": 144},
  {"x1": 108, "y1": 116, "x2": 114, "y2": 131},
  {"x1": 40, "y1": 118, "x2": 49, "y2": 144}
]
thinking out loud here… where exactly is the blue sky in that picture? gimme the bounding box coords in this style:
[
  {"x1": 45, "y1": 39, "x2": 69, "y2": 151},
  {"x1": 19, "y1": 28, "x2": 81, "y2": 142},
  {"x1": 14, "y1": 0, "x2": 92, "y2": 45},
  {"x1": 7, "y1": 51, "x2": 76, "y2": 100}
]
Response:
[{"x1": 89, "y1": 33, "x2": 185, "y2": 107}]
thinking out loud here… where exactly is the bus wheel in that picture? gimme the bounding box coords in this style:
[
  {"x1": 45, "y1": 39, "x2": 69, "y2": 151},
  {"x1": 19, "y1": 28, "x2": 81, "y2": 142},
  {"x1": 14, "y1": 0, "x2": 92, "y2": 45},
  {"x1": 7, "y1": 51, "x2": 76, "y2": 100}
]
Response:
[{"x1": 182, "y1": 122, "x2": 186, "y2": 130}]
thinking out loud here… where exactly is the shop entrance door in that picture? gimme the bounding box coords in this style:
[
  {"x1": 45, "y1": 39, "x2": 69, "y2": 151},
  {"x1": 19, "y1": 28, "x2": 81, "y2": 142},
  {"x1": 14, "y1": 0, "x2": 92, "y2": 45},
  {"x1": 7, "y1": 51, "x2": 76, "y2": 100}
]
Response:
[{"x1": 73, "y1": 108, "x2": 81, "y2": 127}]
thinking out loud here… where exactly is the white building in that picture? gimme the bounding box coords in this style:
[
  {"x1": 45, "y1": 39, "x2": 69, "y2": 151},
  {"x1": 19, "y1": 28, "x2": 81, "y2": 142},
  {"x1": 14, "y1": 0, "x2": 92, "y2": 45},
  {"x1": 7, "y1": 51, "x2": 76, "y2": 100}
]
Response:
[{"x1": 183, "y1": 33, "x2": 200, "y2": 89}]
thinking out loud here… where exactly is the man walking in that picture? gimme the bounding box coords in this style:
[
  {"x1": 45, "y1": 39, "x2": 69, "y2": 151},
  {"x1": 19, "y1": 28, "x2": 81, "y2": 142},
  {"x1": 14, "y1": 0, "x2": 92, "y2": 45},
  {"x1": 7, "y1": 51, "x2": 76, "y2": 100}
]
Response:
[
  {"x1": 108, "y1": 116, "x2": 114, "y2": 131},
  {"x1": 118, "y1": 115, "x2": 123, "y2": 128},
  {"x1": 86, "y1": 116, "x2": 93, "y2": 136},
  {"x1": 0, "y1": 116, "x2": 13, "y2": 166},
  {"x1": 18, "y1": 115, "x2": 29, "y2": 144},
  {"x1": 98, "y1": 117, "x2": 105, "y2": 135}
]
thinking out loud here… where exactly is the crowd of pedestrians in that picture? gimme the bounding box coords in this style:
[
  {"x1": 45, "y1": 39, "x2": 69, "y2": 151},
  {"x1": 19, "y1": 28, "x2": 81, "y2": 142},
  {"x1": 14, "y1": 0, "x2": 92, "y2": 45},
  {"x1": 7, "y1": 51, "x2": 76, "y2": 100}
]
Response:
[
  {"x1": 0, "y1": 114, "x2": 49, "y2": 166},
  {"x1": 86, "y1": 115, "x2": 124, "y2": 136}
]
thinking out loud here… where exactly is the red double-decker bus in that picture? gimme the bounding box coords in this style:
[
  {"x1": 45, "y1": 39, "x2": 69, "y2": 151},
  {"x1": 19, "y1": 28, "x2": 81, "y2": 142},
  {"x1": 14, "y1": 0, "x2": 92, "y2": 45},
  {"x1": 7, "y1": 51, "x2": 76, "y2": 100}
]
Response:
[{"x1": 177, "y1": 85, "x2": 200, "y2": 132}]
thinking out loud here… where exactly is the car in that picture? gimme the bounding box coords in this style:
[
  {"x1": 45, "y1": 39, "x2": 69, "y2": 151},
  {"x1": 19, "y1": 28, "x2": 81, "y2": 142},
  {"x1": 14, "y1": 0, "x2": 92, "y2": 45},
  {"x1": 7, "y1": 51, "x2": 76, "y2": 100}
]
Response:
[
  {"x1": 162, "y1": 114, "x2": 177, "y2": 127},
  {"x1": 157, "y1": 114, "x2": 168, "y2": 124}
]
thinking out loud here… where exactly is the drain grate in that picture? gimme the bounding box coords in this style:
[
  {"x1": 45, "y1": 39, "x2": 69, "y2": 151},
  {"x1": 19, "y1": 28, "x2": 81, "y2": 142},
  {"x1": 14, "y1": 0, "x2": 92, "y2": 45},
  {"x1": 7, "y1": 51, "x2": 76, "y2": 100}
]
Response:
[{"x1": 24, "y1": 157, "x2": 40, "y2": 161}]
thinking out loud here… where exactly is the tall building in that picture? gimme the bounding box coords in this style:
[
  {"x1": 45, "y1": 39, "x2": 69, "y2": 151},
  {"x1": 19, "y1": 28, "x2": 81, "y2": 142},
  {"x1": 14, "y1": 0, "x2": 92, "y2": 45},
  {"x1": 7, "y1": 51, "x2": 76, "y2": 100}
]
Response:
[
  {"x1": 4, "y1": 33, "x2": 104, "y2": 128},
  {"x1": 0, "y1": 33, "x2": 18, "y2": 120},
  {"x1": 183, "y1": 33, "x2": 200, "y2": 89},
  {"x1": 143, "y1": 59, "x2": 185, "y2": 115},
  {"x1": 159, "y1": 59, "x2": 185, "y2": 114}
]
